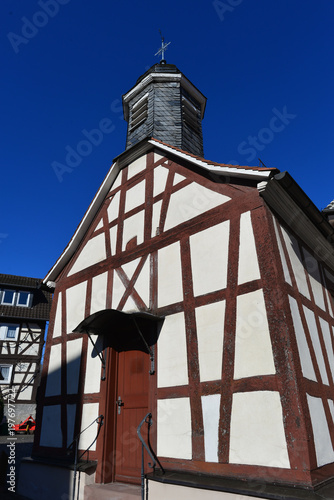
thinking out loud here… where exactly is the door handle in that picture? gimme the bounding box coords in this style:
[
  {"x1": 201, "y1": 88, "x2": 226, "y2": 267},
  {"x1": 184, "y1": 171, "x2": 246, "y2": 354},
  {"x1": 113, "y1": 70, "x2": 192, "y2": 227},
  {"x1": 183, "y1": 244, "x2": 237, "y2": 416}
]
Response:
[{"x1": 116, "y1": 396, "x2": 124, "y2": 415}]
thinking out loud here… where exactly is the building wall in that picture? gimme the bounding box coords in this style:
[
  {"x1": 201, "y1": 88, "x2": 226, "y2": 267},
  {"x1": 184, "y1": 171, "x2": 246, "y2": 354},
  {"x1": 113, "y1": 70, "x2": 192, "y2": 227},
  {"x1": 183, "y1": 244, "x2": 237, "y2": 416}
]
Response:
[{"x1": 34, "y1": 150, "x2": 334, "y2": 487}]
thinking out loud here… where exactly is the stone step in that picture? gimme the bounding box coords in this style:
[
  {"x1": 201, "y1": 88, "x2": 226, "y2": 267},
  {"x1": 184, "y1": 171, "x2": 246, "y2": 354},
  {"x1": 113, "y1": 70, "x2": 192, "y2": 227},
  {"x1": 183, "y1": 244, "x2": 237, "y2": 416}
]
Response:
[{"x1": 84, "y1": 482, "x2": 141, "y2": 500}]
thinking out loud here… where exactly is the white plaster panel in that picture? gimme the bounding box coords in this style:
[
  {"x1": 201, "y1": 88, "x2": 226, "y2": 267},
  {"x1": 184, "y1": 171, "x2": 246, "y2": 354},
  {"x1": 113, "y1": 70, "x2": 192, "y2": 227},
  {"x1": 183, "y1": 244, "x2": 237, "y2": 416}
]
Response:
[
  {"x1": 307, "y1": 394, "x2": 334, "y2": 467},
  {"x1": 153, "y1": 166, "x2": 169, "y2": 197},
  {"x1": 84, "y1": 343, "x2": 102, "y2": 394},
  {"x1": 195, "y1": 301, "x2": 225, "y2": 382},
  {"x1": 157, "y1": 313, "x2": 188, "y2": 388},
  {"x1": 90, "y1": 272, "x2": 108, "y2": 314},
  {"x1": 328, "y1": 400, "x2": 334, "y2": 425},
  {"x1": 281, "y1": 228, "x2": 310, "y2": 300},
  {"x1": 68, "y1": 233, "x2": 106, "y2": 276},
  {"x1": 109, "y1": 225, "x2": 117, "y2": 255},
  {"x1": 164, "y1": 183, "x2": 231, "y2": 231},
  {"x1": 66, "y1": 281, "x2": 87, "y2": 334},
  {"x1": 234, "y1": 289, "x2": 275, "y2": 379},
  {"x1": 157, "y1": 398, "x2": 192, "y2": 459},
  {"x1": 127, "y1": 156, "x2": 146, "y2": 179},
  {"x1": 40, "y1": 405, "x2": 62, "y2": 448},
  {"x1": 190, "y1": 221, "x2": 230, "y2": 297},
  {"x1": 151, "y1": 200, "x2": 162, "y2": 238},
  {"x1": 29, "y1": 363, "x2": 37, "y2": 372},
  {"x1": 173, "y1": 173, "x2": 186, "y2": 185},
  {"x1": 154, "y1": 153, "x2": 166, "y2": 164},
  {"x1": 158, "y1": 242, "x2": 183, "y2": 307},
  {"x1": 112, "y1": 271, "x2": 126, "y2": 309},
  {"x1": 21, "y1": 343, "x2": 39, "y2": 356},
  {"x1": 53, "y1": 293, "x2": 62, "y2": 338},
  {"x1": 229, "y1": 391, "x2": 290, "y2": 468},
  {"x1": 125, "y1": 179, "x2": 146, "y2": 212},
  {"x1": 17, "y1": 385, "x2": 33, "y2": 400},
  {"x1": 122, "y1": 296, "x2": 138, "y2": 313},
  {"x1": 79, "y1": 403, "x2": 99, "y2": 451},
  {"x1": 122, "y1": 210, "x2": 145, "y2": 251},
  {"x1": 321, "y1": 318, "x2": 334, "y2": 383},
  {"x1": 66, "y1": 338, "x2": 83, "y2": 394},
  {"x1": 303, "y1": 305, "x2": 328, "y2": 385},
  {"x1": 201, "y1": 394, "x2": 221, "y2": 463},
  {"x1": 122, "y1": 257, "x2": 140, "y2": 280},
  {"x1": 13, "y1": 374, "x2": 25, "y2": 383},
  {"x1": 107, "y1": 190, "x2": 120, "y2": 223},
  {"x1": 303, "y1": 248, "x2": 325, "y2": 310},
  {"x1": 111, "y1": 171, "x2": 122, "y2": 190},
  {"x1": 288, "y1": 296, "x2": 316, "y2": 381},
  {"x1": 238, "y1": 211, "x2": 261, "y2": 285},
  {"x1": 45, "y1": 343, "x2": 62, "y2": 397},
  {"x1": 273, "y1": 218, "x2": 292, "y2": 285},
  {"x1": 95, "y1": 219, "x2": 103, "y2": 231},
  {"x1": 132, "y1": 257, "x2": 150, "y2": 307},
  {"x1": 67, "y1": 404, "x2": 77, "y2": 447}
]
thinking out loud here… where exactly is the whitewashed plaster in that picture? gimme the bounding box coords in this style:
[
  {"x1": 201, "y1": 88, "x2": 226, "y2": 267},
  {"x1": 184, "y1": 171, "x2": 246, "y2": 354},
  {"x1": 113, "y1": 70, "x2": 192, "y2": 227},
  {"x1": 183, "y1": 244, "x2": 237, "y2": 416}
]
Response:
[
  {"x1": 158, "y1": 242, "x2": 183, "y2": 307},
  {"x1": 281, "y1": 228, "x2": 310, "y2": 300},
  {"x1": 157, "y1": 397, "x2": 192, "y2": 459},
  {"x1": 125, "y1": 179, "x2": 146, "y2": 212},
  {"x1": 90, "y1": 272, "x2": 108, "y2": 314},
  {"x1": 229, "y1": 391, "x2": 290, "y2": 468},
  {"x1": 234, "y1": 289, "x2": 275, "y2": 379},
  {"x1": 273, "y1": 218, "x2": 292, "y2": 285},
  {"x1": 109, "y1": 225, "x2": 117, "y2": 255},
  {"x1": 173, "y1": 173, "x2": 186, "y2": 185},
  {"x1": 13, "y1": 374, "x2": 25, "y2": 384},
  {"x1": 95, "y1": 219, "x2": 103, "y2": 231},
  {"x1": 67, "y1": 404, "x2": 77, "y2": 447},
  {"x1": 303, "y1": 306, "x2": 328, "y2": 385},
  {"x1": 111, "y1": 271, "x2": 126, "y2": 310},
  {"x1": 153, "y1": 166, "x2": 169, "y2": 197},
  {"x1": 238, "y1": 211, "x2": 261, "y2": 285},
  {"x1": 66, "y1": 338, "x2": 83, "y2": 394},
  {"x1": 320, "y1": 318, "x2": 334, "y2": 383},
  {"x1": 130, "y1": 257, "x2": 150, "y2": 307},
  {"x1": 190, "y1": 221, "x2": 230, "y2": 297},
  {"x1": 328, "y1": 400, "x2": 334, "y2": 425},
  {"x1": 157, "y1": 312, "x2": 188, "y2": 388},
  {"x1": 201, "y1": 394, "x2": 221, "y2": 463},
  {"x1": 324, "y1": 270, "x2": 334, "y2": 317},
  {"x1": 111, "y1": 171, "x2": 122, "y2": 190},
  {"x1": 122, "y1": 210, "x2": 145, "y2": 251},
  {"x1": 154, "y1": 153, "x2": 167, "y2": 164},
  {"x1": 127, "y1": 156, "x2": 146, "y2": 179},
  {"x1": 164, "y1": 183, "x2": 231, "y2": 231},
  {"x1": 84, "y1": 343, "x2": 102, "y2": 394},
  {"x1": 17, "y1": 386, "x2": 33, "y2": 400},
  {"x1": 289, "y1": 296, "x2": 316, "y2": 381},
  {"x1": 122, "y1": 295, "x2": 138, "y2": 313},
  {"x1": 53, "y1": 293, "x2": 62, "y2": 338},
  {"x1": 66, "y1": 281, "x2": 87, "y2": 333},
  {"x1": 303, "y1": 248, "x2": 325, "y2": 310},
  {"x1": 20, "y1": 343, "x2": 39, "y2": 356},
  {"x1": 107, "y1": 191, "x2": 120, "y2": 223},
  {"x1": 195, "y1": 301, "x2": 225, "y2": 382},
  {"x1": 151, "y1": 200, "x2": 162, "y2": 237},
  {"x1": 79, "y1": 403, "x2": 99, "y2": 452},
  {"x1": 68, "y1": 233, "x2": 106, "y2": 276},
  {"x1": 45, "y1": 343, "x2": 62, "y2": 397},
  {"x1": 40, "y1": 405, "x2": 62, "y2": 448},
  {"x1": 307, "y1": 394, "x2": 334, "y2": 467}
]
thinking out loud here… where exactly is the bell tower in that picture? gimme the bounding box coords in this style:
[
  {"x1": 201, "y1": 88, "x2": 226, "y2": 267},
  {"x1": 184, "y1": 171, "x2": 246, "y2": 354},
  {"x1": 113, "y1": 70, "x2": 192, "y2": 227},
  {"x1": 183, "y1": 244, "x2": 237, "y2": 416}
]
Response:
[{"x1": 122, "y1": 61, "x2": 207, "y2": 157}]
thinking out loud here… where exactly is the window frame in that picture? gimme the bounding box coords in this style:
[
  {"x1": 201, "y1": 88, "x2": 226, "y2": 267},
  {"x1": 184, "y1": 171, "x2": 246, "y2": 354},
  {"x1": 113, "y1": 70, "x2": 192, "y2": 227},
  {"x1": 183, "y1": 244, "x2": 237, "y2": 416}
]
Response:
[
  {"x1": 0, "y1": 289, "x2": 32, "y2": 308},
  {"x1": 0, "y1": 323, "x2": 20, "y2": 341},
  {"x1": 0, "y1": 364, "x2": 13, "y2": 384}
]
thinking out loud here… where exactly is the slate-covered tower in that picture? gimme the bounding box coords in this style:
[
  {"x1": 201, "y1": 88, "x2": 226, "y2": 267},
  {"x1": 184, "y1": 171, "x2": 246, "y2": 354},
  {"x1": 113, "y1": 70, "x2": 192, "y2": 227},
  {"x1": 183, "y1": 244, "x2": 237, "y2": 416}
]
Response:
[{"x1": 123, "y1": 61, "x2": 207, "y2": 156}]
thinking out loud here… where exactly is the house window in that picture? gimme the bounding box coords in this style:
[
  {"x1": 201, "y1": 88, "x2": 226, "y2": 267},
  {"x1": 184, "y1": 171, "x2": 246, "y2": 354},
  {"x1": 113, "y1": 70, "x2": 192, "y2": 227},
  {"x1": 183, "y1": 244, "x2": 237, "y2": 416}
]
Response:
[
  {"x1": 129, "y1": 94, "x2": 149, "y2": 131},
  {"x1": 0, "y1": 365, "x2": 13, "y2": 384},
  {"x1": 0, "y1": 324, "x2": 19, "y2": 341},
  {"x1": 0, "y1": 289, "x2": 32, "y2": 307}
]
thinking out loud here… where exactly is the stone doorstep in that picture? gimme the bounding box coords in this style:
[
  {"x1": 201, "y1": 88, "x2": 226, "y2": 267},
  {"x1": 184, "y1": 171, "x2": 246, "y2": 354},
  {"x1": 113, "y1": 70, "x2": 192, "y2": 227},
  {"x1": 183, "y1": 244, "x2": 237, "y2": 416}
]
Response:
[{"x1": 84, "y1": 482, "x2": 141, "y2": 500}]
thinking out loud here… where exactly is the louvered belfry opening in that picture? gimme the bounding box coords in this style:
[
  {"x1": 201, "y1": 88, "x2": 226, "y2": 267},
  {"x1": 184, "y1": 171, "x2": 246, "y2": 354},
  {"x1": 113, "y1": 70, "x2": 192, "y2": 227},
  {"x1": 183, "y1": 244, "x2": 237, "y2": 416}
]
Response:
[{"x1": 122, "y1": 62, "x2": 207, "y2": 157}]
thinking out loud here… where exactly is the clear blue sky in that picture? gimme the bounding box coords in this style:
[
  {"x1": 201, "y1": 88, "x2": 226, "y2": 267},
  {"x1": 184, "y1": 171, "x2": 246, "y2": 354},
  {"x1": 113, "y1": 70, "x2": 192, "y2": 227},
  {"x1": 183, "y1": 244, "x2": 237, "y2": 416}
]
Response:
[{"x1": 1, "y1": 0, "x2": 333, "y2": 278}]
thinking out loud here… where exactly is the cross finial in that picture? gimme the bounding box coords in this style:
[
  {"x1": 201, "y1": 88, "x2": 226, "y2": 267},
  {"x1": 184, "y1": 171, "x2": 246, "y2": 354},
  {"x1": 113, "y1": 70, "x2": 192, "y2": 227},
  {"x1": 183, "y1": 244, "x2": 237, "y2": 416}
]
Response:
[{"x1": 155, "y1": 30, "x2": 171, "y2": 63}]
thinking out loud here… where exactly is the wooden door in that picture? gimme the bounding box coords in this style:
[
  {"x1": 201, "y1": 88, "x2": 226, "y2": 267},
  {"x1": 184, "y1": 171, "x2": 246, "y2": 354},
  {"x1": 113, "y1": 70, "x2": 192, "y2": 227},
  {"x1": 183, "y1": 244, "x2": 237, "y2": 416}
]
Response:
[{"x1": 115, "y1": 349, "x2": 150, "y2": 483}]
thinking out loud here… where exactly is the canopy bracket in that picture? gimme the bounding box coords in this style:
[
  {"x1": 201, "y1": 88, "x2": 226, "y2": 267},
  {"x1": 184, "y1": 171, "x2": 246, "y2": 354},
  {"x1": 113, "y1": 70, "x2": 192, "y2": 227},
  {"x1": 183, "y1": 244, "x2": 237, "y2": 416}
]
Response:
[
  {"x1": 133, "y1": 318, "x2": 155, "y2": 375},
  {"x1": 87, "y1": 332, "x2": 106, "y2": 381}
]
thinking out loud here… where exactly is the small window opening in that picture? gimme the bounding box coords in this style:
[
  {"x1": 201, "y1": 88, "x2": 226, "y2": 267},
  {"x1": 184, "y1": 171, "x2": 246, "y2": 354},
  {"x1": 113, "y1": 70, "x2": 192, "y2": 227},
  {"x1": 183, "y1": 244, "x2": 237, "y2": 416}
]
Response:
[{"x1": 130, "y1": 94, "x2": 149, "y2": 131}]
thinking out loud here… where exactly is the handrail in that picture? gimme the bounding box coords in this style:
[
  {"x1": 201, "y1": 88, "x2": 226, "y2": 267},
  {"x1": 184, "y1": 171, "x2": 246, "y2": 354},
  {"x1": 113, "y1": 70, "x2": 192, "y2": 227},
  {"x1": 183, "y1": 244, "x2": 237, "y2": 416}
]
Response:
[{"x1": 137, "y1": 412, "x2": 165, "y2": 500}]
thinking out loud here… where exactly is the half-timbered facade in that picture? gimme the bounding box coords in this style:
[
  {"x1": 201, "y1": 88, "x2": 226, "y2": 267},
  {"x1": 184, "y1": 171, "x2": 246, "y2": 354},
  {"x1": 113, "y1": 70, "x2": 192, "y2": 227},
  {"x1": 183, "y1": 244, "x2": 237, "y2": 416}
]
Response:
[
  {"x1": 19, "y1": 63, "x2": 334, "y2": 500},
  {"x1": 0, "y1": 274, "x2": 52, "y2": 424}
]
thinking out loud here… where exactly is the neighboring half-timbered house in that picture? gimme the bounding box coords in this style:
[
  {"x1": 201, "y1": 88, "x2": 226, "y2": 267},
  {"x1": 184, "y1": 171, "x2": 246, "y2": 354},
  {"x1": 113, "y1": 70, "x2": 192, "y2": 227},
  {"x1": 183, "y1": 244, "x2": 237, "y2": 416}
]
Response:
[
  {"x1": 0, "y1": 274, "x2": 52, "y2": 424},
  {"x1": 19, "y1": 63, "x2": 334, "y2": 500}
]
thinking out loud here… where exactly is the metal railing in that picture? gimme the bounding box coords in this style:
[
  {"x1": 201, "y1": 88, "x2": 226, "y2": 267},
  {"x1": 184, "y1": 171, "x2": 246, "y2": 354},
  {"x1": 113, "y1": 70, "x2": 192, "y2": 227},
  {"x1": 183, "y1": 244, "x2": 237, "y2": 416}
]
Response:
[{"x1": 137, "y1": 412, "x2": 165, "y2": 500}]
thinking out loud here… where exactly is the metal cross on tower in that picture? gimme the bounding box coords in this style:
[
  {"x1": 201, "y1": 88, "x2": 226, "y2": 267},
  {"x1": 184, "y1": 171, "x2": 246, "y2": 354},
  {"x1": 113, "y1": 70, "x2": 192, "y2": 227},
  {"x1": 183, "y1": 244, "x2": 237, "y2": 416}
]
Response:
[{"x1": 155, "y1": 31, "x2": 171, "y2": 62}]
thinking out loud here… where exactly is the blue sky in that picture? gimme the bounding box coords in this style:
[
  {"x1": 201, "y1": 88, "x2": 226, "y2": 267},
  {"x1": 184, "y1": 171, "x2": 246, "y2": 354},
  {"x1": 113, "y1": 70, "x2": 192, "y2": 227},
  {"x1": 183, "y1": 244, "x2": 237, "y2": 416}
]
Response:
[{"x1": 1, "y1": 0, "x2": 333, "y2": 278}]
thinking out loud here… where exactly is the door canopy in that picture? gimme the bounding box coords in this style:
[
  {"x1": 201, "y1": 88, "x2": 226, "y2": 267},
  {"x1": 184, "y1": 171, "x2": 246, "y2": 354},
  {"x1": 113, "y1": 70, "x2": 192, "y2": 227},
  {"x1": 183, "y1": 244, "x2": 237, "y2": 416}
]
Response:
[{"x1": 73, "y1": 309, "x2": 164, "y2": 353}]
